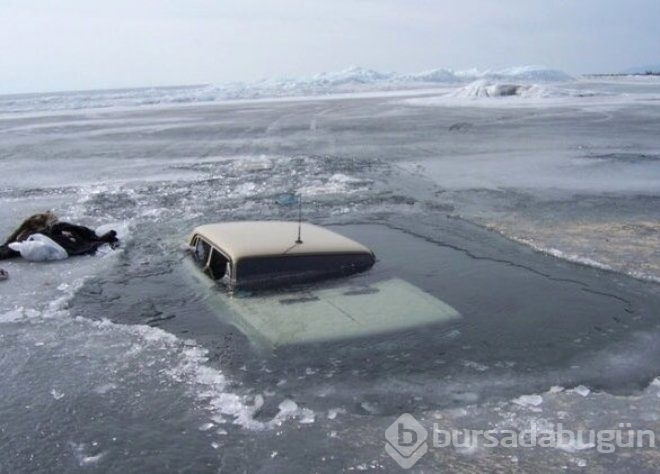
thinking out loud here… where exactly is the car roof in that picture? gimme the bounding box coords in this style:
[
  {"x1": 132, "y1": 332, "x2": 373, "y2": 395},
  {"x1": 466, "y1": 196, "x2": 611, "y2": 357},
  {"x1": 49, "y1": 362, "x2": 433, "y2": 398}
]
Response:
[{"x1": 192, "y1": 221, "x2": 373, "y2": 261}]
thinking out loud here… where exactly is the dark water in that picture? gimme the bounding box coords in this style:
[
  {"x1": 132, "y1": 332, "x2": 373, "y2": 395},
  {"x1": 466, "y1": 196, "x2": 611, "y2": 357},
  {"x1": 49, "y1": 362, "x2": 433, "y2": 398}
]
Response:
[{"x1": 78, "y1": 221, "x2": 660, "y2": 407}]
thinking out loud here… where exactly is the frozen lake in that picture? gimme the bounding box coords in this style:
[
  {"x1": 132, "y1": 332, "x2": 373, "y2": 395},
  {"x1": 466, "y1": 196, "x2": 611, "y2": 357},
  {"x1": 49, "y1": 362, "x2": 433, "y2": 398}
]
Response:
[{"x1": 0, "y1": 76, "x2": 659, "y2": 472}]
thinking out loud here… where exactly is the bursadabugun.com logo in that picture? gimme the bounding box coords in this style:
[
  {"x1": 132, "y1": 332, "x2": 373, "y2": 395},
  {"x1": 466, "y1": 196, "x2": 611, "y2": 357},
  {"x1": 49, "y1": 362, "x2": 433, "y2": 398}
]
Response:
[
  {"x1": 385, "y1": 414, "x2": 656, "y2": 469},
  {"x1": 384, "y1": 414, "x2": 429, "y2": 469}
]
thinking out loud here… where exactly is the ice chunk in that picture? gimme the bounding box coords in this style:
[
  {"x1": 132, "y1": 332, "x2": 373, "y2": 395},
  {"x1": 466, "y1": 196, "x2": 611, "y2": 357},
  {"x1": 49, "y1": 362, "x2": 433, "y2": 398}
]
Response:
[
  {"x1": 513, "y1": 394, "x2": 543, "y2": 407},
  {"x1": 277, "y1": 399, "x2": 298, "y2": 415},
  {"x1": 569, "y1": 385, "x2": 591, "y2": 397},
  {"x1": 299, "y1": 408, "x2": 315, "y2": 424},
  {"x1": 50, "y1": 389, "x2": 65, "y2": 400},
  {"x1": 328, "y1": 408, "x2": 346, "y2": 420}
]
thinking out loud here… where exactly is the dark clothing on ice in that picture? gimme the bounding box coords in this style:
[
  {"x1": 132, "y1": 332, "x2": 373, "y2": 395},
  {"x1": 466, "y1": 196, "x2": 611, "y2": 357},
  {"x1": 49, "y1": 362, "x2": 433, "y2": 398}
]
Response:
[
  {"x1": 0, "y1": 211, "x2": 56, "y2": 259},
  {"x1": 0, "y1": 213, "x2": 119, "y2": 260},
  {"x1": 0, "y1": 246, "x2": 18, "y2": 260},
  {"x1": 47, "y1": 222, "x2": 118, "y2": 256}
]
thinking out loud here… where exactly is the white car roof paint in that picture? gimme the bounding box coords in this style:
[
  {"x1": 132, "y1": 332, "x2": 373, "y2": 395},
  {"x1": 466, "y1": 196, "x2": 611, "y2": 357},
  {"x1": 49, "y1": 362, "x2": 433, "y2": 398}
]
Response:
[{"x1": 191, "y1": 221, "x2": 373, "y2": 261}]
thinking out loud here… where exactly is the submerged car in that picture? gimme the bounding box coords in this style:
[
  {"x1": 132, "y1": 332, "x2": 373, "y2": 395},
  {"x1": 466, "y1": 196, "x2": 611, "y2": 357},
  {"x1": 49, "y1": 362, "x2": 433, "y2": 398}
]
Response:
[
  {"x1": 188, "y1": 221, "x2": 376, "y2": 291},
  {"x1": 185, "y1": 221, "x2": 461, "y2": 347}
]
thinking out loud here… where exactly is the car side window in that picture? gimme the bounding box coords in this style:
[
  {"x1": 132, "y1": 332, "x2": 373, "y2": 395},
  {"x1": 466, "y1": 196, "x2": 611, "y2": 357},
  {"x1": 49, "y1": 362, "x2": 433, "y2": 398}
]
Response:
[
  {"x1": 208, "y1": 249, "x2": 229, "y2": 280},
  {"x1": 194, "y1": 237, "x2": 211, "y2": 266}
]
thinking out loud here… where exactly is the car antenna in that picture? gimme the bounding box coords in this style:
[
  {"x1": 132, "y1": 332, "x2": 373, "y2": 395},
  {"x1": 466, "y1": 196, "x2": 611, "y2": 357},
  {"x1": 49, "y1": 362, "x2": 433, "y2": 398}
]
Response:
[{"x1": 295, "y1": 193, "x2": 303, "y2": 244}]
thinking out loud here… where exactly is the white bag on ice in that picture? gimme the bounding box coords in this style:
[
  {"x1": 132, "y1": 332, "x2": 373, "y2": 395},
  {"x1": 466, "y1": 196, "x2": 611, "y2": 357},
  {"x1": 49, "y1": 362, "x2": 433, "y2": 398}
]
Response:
[{"x1": 8, "y1": 233, "x2": 68, "y2": 262}]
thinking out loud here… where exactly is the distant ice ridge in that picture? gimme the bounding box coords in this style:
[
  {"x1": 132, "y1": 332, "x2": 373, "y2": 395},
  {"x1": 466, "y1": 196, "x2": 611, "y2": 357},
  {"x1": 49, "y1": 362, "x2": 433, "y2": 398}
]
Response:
[
  {"x1": 252, "y1": 65, "x2": 573, "y2": 91},
  {"x1": 402, "y1": 78, "x2": 600, "y2": 107},
  {"x1": 448, "y1": 80, "x2": 590, "y2": 99},
  {"x1": 0, "y1": 65, "x2": 574, "y2": 114},
  {"x1": 407, "y1": 65, "x2": 574, "y2": 83}
]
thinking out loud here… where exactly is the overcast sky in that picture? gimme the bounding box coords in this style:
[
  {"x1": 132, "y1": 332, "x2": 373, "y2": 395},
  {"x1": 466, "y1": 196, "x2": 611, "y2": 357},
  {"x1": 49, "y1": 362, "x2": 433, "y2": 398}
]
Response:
[{"x1": 1, "y1": 0, "x2": 659, "y2": 94}]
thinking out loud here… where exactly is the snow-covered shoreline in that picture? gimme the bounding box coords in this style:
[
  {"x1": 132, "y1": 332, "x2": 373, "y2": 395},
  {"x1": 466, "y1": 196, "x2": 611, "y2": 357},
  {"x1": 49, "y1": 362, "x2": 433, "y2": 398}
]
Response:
[{"x1": 0, "y1": 65, "x2": 574, "y2": 114}]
